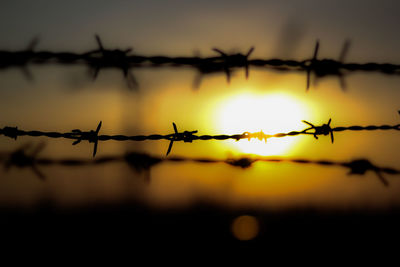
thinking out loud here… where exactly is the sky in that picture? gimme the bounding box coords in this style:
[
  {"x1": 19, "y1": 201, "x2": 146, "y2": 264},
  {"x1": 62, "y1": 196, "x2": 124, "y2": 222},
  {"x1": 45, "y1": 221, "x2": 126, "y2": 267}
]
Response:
[{"x1": 1, "y1": 0, "x2": 400, "y2": 210}]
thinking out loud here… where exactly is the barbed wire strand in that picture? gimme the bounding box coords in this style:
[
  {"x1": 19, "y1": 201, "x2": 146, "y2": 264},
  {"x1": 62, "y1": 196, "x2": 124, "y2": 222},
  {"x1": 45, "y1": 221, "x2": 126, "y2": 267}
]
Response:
[
  {"x1": 1, "y1": 112, "x2": 399, "y2": 157},
  {"x1": 2, "y1": 36, "x2": 400, "y2": 89},
  {"x1": 0, "y1": 144, "x2": 397, "y2": 186}
]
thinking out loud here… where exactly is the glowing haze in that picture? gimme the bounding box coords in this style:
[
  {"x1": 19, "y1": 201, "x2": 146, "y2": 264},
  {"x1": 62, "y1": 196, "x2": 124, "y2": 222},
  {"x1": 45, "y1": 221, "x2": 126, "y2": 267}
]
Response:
[{"x1": 216, "y1": 92, "x2": 309, "y2": 155}]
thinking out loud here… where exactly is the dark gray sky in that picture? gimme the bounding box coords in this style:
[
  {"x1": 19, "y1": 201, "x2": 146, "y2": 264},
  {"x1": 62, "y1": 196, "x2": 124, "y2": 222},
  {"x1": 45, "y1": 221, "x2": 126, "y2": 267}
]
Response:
[{"x1": 1, "y1": 0, "x2": 400, "y2": 61}]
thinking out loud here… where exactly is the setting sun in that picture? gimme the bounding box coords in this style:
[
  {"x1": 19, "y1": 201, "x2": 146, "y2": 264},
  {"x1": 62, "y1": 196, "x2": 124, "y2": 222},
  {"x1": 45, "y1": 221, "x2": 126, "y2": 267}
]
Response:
[{"x1": 216, "y1": 92, "x2": 309, "y2": 155}]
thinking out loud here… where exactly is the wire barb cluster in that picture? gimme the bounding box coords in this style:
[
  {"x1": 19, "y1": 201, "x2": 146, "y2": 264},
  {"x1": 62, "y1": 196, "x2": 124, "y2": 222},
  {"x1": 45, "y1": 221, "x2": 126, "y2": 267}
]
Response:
[
  {"x1": 70, "y1": 121, "x2": 102, "y2": 157},
  {"x1": 2, "y1": 143, "x2": 46, "y2": 180},
  {"x1": 2, "y1": 36, "x2": 400, "y2": 89},
  {"x1": 166, "y1": 122, "x2": 198, "y2": 156},
  {"x1": 303, "y1": 118, "x2": 334, "y2": 143}
]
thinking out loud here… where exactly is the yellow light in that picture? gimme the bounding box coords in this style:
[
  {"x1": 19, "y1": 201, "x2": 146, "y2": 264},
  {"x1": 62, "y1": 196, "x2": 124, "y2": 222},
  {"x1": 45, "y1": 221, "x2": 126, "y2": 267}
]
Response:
[
  {"x1": 215, "y1": 92, "x2": 309, "y2": 156},
  {"x1": 231, "y1": 215, "x2": 260, "y2": 241}
]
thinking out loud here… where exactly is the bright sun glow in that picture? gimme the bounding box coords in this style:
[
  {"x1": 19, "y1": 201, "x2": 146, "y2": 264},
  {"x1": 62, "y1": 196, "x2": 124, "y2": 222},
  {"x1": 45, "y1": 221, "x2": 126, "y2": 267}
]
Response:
[{"x1": 216, "y1": 92, "x2": 309, "y2": 156}]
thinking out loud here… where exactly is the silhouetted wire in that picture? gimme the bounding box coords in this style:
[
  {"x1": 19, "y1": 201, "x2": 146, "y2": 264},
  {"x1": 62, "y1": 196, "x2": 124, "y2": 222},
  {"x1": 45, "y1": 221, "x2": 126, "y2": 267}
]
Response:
[
  {"x1": 1, "y1": 113, "x2": 400, "y2": 156},
  {"x1": 2, "y1": 36, "x2": 400, "y2": 89},
  {"x1": 0, "y1": 144, "x2": 397, "y2": 186}
]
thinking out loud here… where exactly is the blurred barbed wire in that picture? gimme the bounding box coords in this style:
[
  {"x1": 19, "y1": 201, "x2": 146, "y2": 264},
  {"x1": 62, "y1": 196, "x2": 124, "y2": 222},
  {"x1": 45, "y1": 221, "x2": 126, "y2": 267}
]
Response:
[
  {"x1": 0, "y1": 144, "x2": 397, "y2": 186},
  {"x1": 1, "y1": 35, "x2": 400, "y2": 90},
  {"x1": 1, "y1": 112, "x2": 399, "y2": 157}
]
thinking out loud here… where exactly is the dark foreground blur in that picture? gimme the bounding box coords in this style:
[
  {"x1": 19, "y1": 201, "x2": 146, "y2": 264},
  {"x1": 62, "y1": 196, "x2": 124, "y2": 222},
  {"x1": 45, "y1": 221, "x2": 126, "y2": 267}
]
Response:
[{"x1": 1, "y1": 201, "x2": 400, "y2": 253}]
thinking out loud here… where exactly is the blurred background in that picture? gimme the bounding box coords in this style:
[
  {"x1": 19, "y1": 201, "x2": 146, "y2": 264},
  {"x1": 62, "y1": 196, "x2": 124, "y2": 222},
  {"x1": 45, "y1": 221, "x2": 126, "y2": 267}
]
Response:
[{"x1": 1, "y1": 0, "x2": 400, "y2": 247}]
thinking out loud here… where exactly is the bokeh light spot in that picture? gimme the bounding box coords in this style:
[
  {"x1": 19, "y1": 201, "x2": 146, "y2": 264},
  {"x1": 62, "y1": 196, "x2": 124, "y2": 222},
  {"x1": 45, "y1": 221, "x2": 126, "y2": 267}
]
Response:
[{"x1": 231, "y1": 215, "x2": 260, "y2": 241}]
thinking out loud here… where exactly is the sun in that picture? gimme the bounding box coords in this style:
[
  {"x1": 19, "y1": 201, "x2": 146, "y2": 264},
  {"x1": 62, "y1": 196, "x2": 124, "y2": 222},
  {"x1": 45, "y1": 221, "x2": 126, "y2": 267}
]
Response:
[{"x1": 215, "y1": 92, "x2": 309, "y2": 156}]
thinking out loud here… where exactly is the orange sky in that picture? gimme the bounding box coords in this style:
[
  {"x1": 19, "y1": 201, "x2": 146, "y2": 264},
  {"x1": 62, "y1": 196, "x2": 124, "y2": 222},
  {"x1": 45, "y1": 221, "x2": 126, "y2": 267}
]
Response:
[{"x1": 1, "y1": 0, "x2": 400, "y2": 210}]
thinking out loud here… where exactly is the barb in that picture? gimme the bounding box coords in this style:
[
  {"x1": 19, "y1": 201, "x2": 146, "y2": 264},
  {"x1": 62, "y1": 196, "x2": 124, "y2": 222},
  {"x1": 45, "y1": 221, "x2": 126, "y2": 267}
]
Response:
[
  {"x1": 1, "y1": 114, "x2": 400, "y2": 157},
  {"x1": 70, "y1": 121, "x2": 102, "y2": 157},
  {"x1": 0, "y1": 36, "x2": 39, "y2": 81},
  {"x1": 212, "y1": 47, "x2": 255, "y2": 82},
  {"x1": 2, "y1": 126, "x2": 19, "y2": 140},
  {"x1": 343, "y1": 159, "x2": 390, "y2": 187},
  {"x1": 88, "y1": 35, "x2": 138, "y2": 90},
  {"x1": 3, "y1": 142, "x2": 46, "y2": 180},
  {"x1": 0, "y1": 145, "x2": 398, "y2": 186},
  {"x1": 302, "y1": 118, "x2": 334, "y2": 143},
  {"x1": 304, "y1": 40, "x2": 350, "y2": 91},
  {"x1": 166, "y1": 122, "x2": 198, "y2": 156},
  {"x1": 2, "y1": 37, "x2": 400, "y2": 90},
  {"x1": 191, "y1": 51, "x2": 229, "y2": 89}
]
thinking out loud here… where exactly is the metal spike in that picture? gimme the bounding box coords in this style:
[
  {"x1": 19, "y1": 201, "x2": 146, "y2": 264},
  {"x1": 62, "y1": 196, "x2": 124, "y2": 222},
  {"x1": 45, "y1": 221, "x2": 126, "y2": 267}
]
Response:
[
  {"x1": 21, "y1": 67, "x2": 33, "y2": 81},
  {"x1": 27, "y1": 36, "x2": 40, "y2": 51},
  {"x1": 31, "y1": 142, "x2": 45, "y2": 156},
  {"x1": 246, "y1": 47, "x2": 255, "y2": 57},
  {"x1": 126, "y1": 72, "x2": 139, "y2": 90},
  {"x1": 313, "y1": 40, "x2": 319, "y2": 60},
  {"x1": 166, "y1": 140, "x2": 174, "y2": 156},
  {"x1": 306, "y1": 69, "x2": 311, "y2": 91},
  {"x1": 339, "y1": 39, "x2": 351, "y2": 62},
  {"x1": 302, "y1": 120, "x2": 314, "y2": 127},
  {"x1": 192, "y1": 74, "x2": 202, "y2": 90},
  {"x1": 122, "y1": 67, "x2": 128, "y2": 77},
  {"x1": 225, "y1": 68, "x2": 231, "y2": 84},
  {"x1": 213, "y1": 48, "x2": 226, "y2": 57},
  {"x1": 339, "y1": 75, "x2": 347, "y2": 91},
  {"x1": 95, "y1": 34, "x2": 104, "y2": 51},
  {"x1": 93, "y1": 67, "x2": 100, "y2": 80},
  {"x1": 96, "y1": 121, "x2": 102, "y2": 133},
  {"x1": 32, "y1": 165, "x2": 45, "y2": 180},
  {"x1": 376, "y1": 171, "x2": 389, "y2": 187},
  {"x1": 93, "y1": 140, "x2": 98, "y2": 157}
]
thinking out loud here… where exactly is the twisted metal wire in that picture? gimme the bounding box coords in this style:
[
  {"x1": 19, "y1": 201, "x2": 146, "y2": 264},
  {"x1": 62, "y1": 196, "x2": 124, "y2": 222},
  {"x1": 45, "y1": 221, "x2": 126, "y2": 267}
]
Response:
[
  {"x1": 1, "y1": 36, "x2": 400, "y2": 89},
  {"x1": 0, "y1": 143, "x2": 397, "y2": 186},
  {"x1": 1, "y1": 112, "x2": 400, "y2": 157}
]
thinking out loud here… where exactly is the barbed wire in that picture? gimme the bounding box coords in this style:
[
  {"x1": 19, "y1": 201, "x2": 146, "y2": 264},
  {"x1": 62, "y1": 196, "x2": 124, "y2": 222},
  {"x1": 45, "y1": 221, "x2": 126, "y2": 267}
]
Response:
[
  {"x1": 1, "y1": 112, "x2": 399, "y2": 157},
  {"x1": 1, "y1": 36, "x2": 400, "y2": 89},
  {"x1": 0, "y1": 143, "x2": 397, "y2": 186}
]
